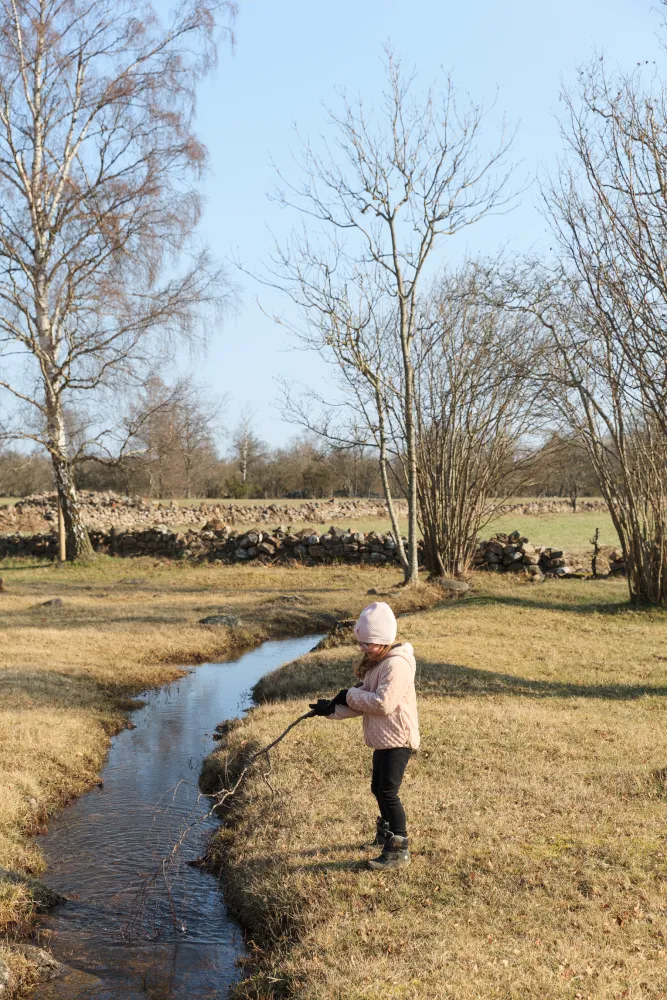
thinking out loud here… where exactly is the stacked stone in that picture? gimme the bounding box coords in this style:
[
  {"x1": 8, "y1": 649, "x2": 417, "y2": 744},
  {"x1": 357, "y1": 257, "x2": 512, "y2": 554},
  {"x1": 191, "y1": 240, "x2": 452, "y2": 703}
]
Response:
[
  {"x1": 0, "y1": 490, "x2": 406, "y2": 533},
  {"x1": 0, "y1": 489, "x2": 613, "y2": 537},
  {"x1": 0, "y1": 532, "x2": 58, "y2": 558},
  {"x1": 0, "y1": 523, "x2": 412, "y2": 565},
  {"x1": 0, "y1": 521, "x2": 628, "y2": 580},
  {"x1": 594, "y1": 547, "x2": 626, "y2": 576},
  {"x1": 174, "y1": 522, "x2": 408, "y2": 566},
  {"x1": 473, "y1": 530, "x2": 586, "y2": 581},
  {"x1": 501, "y1": 498, "x2": 607, "y2": 516}
]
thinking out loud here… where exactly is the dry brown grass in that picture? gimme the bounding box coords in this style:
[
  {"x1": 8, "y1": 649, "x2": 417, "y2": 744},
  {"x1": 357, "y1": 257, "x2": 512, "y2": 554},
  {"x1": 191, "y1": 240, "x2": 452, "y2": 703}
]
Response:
[
  {"x1": 0, "y1": 555, "x2": 425, "y2": 953},
  {"x1": 205, "y1": 574, "x2": 667, "y2": 1000}
]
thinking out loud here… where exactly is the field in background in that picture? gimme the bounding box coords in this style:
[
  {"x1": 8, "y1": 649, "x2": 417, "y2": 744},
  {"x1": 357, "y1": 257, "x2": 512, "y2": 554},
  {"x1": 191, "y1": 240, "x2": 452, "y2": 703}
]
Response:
[{"x1": 485, "y1": 510, "x2": 619, "y2": 554}]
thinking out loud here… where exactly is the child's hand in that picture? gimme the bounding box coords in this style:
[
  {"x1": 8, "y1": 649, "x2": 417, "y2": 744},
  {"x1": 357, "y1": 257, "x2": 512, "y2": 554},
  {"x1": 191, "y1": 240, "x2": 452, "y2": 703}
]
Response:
[
  {"x1": 330, "y1": 688, "x2": 349, "y2": 707},
  {"x1": 308, "y1": 698, "x2": 334, "y2": 716}
]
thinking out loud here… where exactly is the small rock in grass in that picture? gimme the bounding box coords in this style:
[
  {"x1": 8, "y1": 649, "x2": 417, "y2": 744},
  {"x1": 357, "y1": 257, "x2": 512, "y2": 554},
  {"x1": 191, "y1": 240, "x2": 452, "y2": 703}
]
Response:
[
  {"x1": 0, "y1": 867, "x2": 65, "y2": 910},
  {"x1": 40, "y1": 597, "x2": 63, "y2": 607},
  {"x1": 367, "y1": 588, "x2": 379, "y2": 595},
  {"x1": 432, "y1": 577, "x2": 470, "y2": 595},
  {"x1": 198, "y1": 614, "x2": 241, "y2": 627},
  {"x1": 7, "y1": 945, "x2": 66, "y2": 981}
]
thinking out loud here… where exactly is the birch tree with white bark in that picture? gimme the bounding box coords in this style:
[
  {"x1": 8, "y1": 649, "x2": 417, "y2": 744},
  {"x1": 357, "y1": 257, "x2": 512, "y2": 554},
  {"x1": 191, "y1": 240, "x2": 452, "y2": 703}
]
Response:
[{"x1": 0, "y1": 0, "x2": 232, "y2": 558}]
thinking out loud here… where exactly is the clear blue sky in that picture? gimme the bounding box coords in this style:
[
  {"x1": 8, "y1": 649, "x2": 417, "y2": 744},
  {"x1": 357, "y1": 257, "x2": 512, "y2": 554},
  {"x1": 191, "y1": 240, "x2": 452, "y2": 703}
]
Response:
[{"x1": 174, "y1": 0, "x2": 664, "y2": 447}]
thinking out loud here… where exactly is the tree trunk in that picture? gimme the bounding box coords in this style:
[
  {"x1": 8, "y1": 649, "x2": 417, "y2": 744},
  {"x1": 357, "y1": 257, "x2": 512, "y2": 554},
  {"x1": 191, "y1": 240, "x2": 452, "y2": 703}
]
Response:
[
  {"x1": 46, "y1": 394, "x2": 94, "y2": 562},
  {"x1": 399, "y1": 303, "x2": 420, "y2": 587},
  {"x1": 376, "y1": 393, "x2": 409, "y2": 578},
  {"x1": 51, "y1": 454, "x2": 94, "y2": 561}
]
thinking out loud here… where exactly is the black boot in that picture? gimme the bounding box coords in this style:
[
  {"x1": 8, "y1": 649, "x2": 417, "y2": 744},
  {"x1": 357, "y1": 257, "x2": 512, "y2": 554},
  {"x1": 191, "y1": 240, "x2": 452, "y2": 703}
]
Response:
[
  {"x1": 368, "y1": 832, "x2": 410, "y2": 870},
  {"x1": 361, "y1": 816, "x2": 390, "y2": 850}
]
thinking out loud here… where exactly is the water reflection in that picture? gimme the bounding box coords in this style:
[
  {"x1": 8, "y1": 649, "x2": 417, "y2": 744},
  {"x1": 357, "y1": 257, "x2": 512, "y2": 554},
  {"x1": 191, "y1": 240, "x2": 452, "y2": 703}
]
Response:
[{"x1": 33, "y1": 635, "x2": 322, "y2": 1000}]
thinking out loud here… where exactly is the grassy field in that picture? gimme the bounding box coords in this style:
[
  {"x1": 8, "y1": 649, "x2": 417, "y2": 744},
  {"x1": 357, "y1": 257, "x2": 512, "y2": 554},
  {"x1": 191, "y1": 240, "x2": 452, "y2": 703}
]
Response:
[
  {"x1": 3, "y1": 541, "x2": 660, "y2": 1000},
  {"x1": 205, "y1": 573, "x2": 667, "y2": 1000},
  {"x1": 0, "y1": 557, "x2": 431, "y2": 993}
]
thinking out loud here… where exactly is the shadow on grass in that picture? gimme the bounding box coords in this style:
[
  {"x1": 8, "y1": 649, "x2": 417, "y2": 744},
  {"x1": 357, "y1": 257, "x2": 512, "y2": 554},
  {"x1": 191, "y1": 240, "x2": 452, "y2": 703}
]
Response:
[
  {"x1": 464, "y1": 591, "x2": 640, "y2": 617},
  {"x1": 0, "y1": 561, "x2": 54, "y2": 572},
  {"x1": 294, "y1": 844, "x2": 365, "y2": 858},
  {"x1": 0, "y1": 667, "x2": 145, "y2": 711},
  {"x1": 254, "y1": 639, "x2": 667, "y2": 704},
  {"x1": 417, "y1": 659, "x2": 667, "y2": 701},
  {"x1": 464, "y1": 580, "x2": 667, "y2": 615},
  {"x1": 287, "y1": 859, "x2": 368, "y2": 874},
  {"x1": 0, "y1": 611, "x2": 190, "y2": 628},
  {"x1": 231, "y1": 853, "x2": 367, "y2": 877}
]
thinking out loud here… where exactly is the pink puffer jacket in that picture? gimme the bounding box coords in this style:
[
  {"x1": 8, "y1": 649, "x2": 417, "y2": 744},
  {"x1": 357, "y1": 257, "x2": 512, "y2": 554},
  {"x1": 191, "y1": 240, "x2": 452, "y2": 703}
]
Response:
[{"x1": 330, "y1": 642, "x2": 420, "y2": 750}]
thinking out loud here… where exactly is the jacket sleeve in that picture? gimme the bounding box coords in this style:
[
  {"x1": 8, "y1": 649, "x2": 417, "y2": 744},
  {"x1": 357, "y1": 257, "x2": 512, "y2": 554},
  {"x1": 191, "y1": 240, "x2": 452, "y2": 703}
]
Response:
[
  {"x1": 329, "y1": 703, "x2": 363, "y2": 720},
  {"x1": 346, "y1": 658, "x2": 411, "y2": 716}
]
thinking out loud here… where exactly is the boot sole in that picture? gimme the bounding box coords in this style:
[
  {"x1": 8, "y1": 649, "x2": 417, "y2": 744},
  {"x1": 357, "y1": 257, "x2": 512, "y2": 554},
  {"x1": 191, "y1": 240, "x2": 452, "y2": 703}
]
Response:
[{"x1": 367, "y1": 856, "x2": 410, "y2": 870}]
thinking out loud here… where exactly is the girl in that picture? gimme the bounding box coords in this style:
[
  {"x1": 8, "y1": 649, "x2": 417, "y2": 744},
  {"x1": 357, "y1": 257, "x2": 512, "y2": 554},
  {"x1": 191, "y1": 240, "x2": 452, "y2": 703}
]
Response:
[{"x1": 309, "y1": 601, "x2": 420, "y2": 870}]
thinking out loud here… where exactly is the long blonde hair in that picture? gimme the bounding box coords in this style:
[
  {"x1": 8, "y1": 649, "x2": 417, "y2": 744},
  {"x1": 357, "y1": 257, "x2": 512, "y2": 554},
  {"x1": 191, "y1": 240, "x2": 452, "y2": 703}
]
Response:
[{"x1": 354, "y1": 643, "x2": 396, "y2": 681}]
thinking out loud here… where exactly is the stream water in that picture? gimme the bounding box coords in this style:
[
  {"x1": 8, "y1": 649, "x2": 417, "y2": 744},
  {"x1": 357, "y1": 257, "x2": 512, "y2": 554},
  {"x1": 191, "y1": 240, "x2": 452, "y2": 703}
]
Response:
[{"x1": 32, "y1": 634, "x2": 323, "y2": 1000}]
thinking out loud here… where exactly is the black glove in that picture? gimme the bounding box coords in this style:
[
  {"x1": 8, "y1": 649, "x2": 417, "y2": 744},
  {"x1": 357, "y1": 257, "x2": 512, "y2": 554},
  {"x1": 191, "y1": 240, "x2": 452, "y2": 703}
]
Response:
[
  {"x1": 308, "y1": 698, "x2": 335, "y2": 716},
  {"x1": 330, "y1": 688, "x2": 349, "y2": 707}
]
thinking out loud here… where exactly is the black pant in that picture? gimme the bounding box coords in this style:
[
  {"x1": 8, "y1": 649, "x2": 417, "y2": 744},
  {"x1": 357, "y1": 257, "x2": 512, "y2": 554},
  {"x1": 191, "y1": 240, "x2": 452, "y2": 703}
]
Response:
[{"x1": 371, "y1": 747, "x2": 412, "y2": 838}]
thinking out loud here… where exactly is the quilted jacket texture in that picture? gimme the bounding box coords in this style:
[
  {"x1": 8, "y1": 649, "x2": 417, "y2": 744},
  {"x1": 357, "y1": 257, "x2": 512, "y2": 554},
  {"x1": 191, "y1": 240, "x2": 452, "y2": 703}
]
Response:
[{"x1": 331, "y1": 642, "x2": 420, "y2": 750}]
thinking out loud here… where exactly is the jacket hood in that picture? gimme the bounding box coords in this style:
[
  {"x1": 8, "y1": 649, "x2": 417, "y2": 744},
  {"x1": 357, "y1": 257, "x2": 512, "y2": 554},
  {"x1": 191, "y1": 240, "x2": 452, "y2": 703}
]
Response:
[{"x1": 390, "y1": 641, "x2": 414, "y2": 658}]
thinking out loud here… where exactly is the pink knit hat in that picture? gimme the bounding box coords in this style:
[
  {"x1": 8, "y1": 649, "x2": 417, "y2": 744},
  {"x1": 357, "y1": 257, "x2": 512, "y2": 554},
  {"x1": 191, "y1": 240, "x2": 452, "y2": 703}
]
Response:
[{"x1": 354, "y1": 601, "x2": 397, "y2": 645}]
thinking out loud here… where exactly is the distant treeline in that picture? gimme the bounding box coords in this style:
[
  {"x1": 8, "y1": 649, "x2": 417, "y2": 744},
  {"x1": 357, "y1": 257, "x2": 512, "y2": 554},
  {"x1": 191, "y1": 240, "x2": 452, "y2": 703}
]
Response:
[{"x1": 0, "y1": 431, "x2": 599, "y2": 503}]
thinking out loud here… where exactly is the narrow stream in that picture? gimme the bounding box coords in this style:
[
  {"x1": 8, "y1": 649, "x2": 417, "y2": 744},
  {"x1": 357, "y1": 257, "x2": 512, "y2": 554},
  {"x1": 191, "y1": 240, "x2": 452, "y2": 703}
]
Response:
[{"x1": 32, "y1": 634, "x2": 323, "y2": 1000}]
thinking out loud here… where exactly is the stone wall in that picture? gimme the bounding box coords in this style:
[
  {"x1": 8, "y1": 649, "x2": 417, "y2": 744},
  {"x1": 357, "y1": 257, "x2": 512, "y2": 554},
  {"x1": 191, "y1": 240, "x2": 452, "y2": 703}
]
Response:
[
  {"x1": 0, "y1": 522, "x2": 410, "y2": 566},
  {"x1": 0, "y1": 489, "x2": 610, "y2": 535},
  {"x1": 0, "y1": 491, "x2": 407, "y2": 534},
  {"x1": 0, "y1": 522, "x2": 627, "y2": 578},
  {"x1": 501, "y1": 498, "x2": 608, "y2": 516},
  {"x1": 473, "y1": 530, "x2": 625, "y2": 581}
]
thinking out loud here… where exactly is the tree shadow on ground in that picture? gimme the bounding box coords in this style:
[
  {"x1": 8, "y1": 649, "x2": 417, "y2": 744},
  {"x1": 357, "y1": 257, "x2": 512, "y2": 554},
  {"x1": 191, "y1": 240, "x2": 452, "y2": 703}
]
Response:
[
  {"x1": 416, "y1": 659, "x2": 667, "y2": 701},
  {"x1": 0, "y1": 612, "x2": 191, "y2": 629},
  {"x1": 0, "y1": 667, "x2": 149, "y2": 710},
  {"x1": 464, "y1": 591, "x2": 646, "y2": 617},
  {"x1": 0, "y1": 562, "x2": 53, "y2": 572}
]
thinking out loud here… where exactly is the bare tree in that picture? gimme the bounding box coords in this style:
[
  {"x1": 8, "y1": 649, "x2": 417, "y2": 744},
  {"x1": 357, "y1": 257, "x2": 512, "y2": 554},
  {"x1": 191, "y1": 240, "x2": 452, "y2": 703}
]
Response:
[
  {"x1": 128, "y1": 375, "x2": 223, "y2": 498},
  {"x1": 547, "y1": 59, "x2": 667, "y2": 439},
  {"x1": 277, "y1": 286, "x2": 411, "y2": 577},
  {"x1": 178, "y1": 383, "x2": 225, "y2": 498},
  {"x1": 0, "y1": 0, "x2": 233, "y2": 558},
  {"x1": 231, "y1": 405, "x2": 266, "y2": 491},
  {"x1": 412, "y1": 266, "x2": 542, "y2": 577},
  {"x1": 531, "y1": 55, "x2": 667, "y2": 604},
  {"x1": 262, "y1": 50, "x2": 516, "y2": 585},
  {"x1": 501, "y1": 255, "x2": 667, "y2": 606},
  {"x1": 530, "y1": 432, "x2": 598, "y2": 509},
  {"x1": 0, "y1": 446, "x2": 51, "y2": 495}
]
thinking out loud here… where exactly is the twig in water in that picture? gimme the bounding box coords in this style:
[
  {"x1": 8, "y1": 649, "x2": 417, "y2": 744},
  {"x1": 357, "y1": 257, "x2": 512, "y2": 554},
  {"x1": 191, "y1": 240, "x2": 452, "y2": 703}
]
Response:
[
  {"x1": 123, "y1": 708, "x2": 317, "y2": 937},
  {"x1": 210, "y1": 709, "x2": 317, "y2": 810}
]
